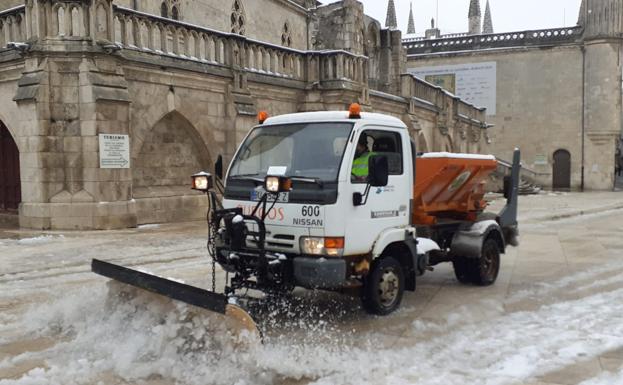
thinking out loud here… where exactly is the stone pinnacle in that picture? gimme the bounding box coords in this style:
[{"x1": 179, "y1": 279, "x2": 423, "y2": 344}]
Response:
[
  {"x1": 386, "y1": 0, "x2": 398, "y2": 30},
  {"x1": 483, "y1": 0, "x2": 493, "y2": 34},
  {"x1": 407, "y1": 2, "x2": 416, "y2": 34}
]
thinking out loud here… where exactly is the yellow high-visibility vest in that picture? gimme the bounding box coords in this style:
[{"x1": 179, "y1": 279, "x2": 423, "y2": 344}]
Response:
[{"x1": 352, "y1": 152, "x2": 375, "y2": 178}]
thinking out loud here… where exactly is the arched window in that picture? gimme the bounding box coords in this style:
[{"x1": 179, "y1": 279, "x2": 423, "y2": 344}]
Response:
[
  {"x1": 172, "y1": 6, "x2": 179, "y2": 20},
  {"x1": 281, "y1": 22, "x2": 292, "y2": 47},
  {"x1": 160, "y1": 2, "x2": 168, "y2": 18},
  {"x1": 231, "y1": 0, "x2": 245, "y2": 35}
]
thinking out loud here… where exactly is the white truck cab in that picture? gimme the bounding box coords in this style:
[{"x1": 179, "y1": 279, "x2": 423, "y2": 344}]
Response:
[{"x1": 209, "y1": 106, "x2": 520, "y2": 315}]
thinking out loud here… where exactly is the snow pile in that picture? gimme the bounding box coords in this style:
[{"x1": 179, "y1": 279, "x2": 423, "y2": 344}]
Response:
[
  {"x1": 16, "y1": 235, "x2": 64, "y2": 245},
  {"x1": 0, "y1": 282, "x2": 262, "y2": 385}
]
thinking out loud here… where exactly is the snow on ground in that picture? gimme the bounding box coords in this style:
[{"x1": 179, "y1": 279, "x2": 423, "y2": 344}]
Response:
[
  {"x1": 0, "y1": 261, "x2": 621, "y2": 385},
  {"x1": 2, "y1": 208, "x2": 623, "y2": 385},
  {"x1": 579, "y1": 368, "x2": 623, "y2": 385}
]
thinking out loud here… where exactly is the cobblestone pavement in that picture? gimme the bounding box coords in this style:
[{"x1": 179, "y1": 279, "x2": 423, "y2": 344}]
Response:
[{"x1": 0, "y1": 192, "x2": 622, "y2": 385}]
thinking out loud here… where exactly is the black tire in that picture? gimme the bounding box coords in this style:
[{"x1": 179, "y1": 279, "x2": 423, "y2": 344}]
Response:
[
  {"x1": 452, "y1": 238, "x2": 500, "y2": 286},
  {"x1": 475, "y1": 238, "x2": 500, "y2": 286},
  {"x1": 362, "y1": 257, "x2": 405, "y2": 315},
  {"x1": 452, "y1": 256, "x2": 477, "y2": 284}
]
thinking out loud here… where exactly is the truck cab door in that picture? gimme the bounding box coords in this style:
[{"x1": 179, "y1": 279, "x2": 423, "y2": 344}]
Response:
[{"x1": 343, "y1": 128, "x2": 412, "y2": 255}]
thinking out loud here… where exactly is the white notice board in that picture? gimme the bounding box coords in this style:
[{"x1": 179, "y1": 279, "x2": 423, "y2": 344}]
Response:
[
  {"x1": 408, "y1": 61, "x2": 497, "y2": 115},
  {"x1": 99, "y1": 134, "x2": 130, "y2": 169}
]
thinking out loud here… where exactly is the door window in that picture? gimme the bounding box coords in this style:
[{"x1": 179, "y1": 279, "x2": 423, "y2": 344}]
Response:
[{"x1": 351, "y1": 130, "x2": 403, "y2": 183}]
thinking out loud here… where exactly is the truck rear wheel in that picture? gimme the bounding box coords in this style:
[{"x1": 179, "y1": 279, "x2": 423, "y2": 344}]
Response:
[
  {"x1": 452, "y1": 238, "x2": 500, "y2": 286},
  {"x1": 362, "y1": 257, "x2": 405, "y2": 315},
  {"x1": 452, "y1": 256, "x2": 477, "y2": 284},
  {"x1": 476, "y1": 238, "x2": 500, "y2": 286}
]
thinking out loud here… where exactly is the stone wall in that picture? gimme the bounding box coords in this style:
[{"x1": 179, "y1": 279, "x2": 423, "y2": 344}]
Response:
[
  {"x1": 0, "y1": 1, "x2": 23, "y2": 12},
  {"x1": 114, "y1": 0, "x2": 310, "y2": 50},
  {"x1": 404, "y1": 0, "x2": 623, "y2": 190},
  {"x1": 407, "y1": 45, "x2": 585, "y2": 189},
  {"x1": 312, "y1": 0, "x2": 364, "y2": 54},
  {"x1": 0, "y1": 1, "x2": 490, "y2": 229}
]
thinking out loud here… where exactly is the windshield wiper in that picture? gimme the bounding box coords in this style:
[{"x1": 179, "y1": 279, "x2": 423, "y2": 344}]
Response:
[
  {"x1": 229, "y1": 174, "x2": 265, "y2": 183},
  {"x1": 290, "y1": 176, "x2": 324, "y2": 188}
]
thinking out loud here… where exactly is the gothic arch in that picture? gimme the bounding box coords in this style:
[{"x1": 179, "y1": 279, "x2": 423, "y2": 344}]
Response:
[
  {"x1": 552, "y1": 149, "x2": 571, "y2": 190},
  {"x1": 0, "y1": 121, "x2": 21, "y2": 212},
  {"x1": 416, "y1": 132, "x2": 429, "y2": 154},
  {"x1": 366, "y1": 22, "x2": 380, "y2": 49},
  {"x1": 441, "y1": 136, "x2": 454, "y2": 153},
  {"x1": 132, "y1": 111, "x2": 213, "y2": 192},
  {"x1": 160, "y1": 0, "x2": 181, "y2": 20}
]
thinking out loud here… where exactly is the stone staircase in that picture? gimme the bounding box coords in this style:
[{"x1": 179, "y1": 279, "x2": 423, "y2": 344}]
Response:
[{"x1": 489, "y1": 157, "x2": 543, "y2": 195}]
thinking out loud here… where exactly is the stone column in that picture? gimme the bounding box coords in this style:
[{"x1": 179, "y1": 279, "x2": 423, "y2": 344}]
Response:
[
  {"x1": 583, "y1": 38, "x2": 622, "y2": 189},
  {"x1": 581, "y1": 0, "x2": 623, "y2": 190},
  {"x1": 16, "y1": 0, "x2": 137, "y2": 229}
]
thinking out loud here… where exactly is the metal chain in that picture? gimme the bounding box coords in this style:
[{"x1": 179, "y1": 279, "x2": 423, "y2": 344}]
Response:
[
  {"x1": 207, "y1": 193, "x2": 217, "y2": 292},
  {"x1": 211, "y1": 253, "x2": 216, "y2": 292}
]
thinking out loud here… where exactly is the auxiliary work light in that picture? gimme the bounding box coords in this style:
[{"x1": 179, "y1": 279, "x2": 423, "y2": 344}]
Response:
[
  {"x1": 191, "y1": 171, "x2": 213, "y2": 192},
  {"x1": 264, "y1": 175, "x2": 292, "y2": 193},
  {"x1": 264, "y1": 166, "x2": 291, "y2": 193}
]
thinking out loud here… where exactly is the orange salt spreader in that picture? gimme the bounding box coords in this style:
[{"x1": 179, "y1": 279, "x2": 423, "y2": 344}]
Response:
[{"x1": 413, "y1": 153, "x2": 498, "y2": 225}]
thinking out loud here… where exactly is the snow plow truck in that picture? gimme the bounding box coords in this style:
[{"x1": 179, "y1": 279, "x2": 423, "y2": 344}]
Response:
[{"x1": 92, "y1": 104, "x2": 520, "y2": 337}]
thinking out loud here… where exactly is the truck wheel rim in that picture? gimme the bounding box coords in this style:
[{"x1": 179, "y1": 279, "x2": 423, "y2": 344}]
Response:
[
  {"x1": 379, "y1": 269, "x2": 399, "y2": 306},
  {"x1": 482, "y1": 248, "x2": 497, "y2": 278}
]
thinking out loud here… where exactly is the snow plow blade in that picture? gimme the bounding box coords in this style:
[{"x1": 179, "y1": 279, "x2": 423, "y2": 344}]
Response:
[{"x1": 91, "y1": 259, "x2": 260, "y2": 340}]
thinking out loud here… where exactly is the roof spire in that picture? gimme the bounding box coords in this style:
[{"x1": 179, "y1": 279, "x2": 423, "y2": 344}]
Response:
[
  {"x1": 483, "y1": 0, "x2": 493, "y2": 34},
  {"x1": 468, "y1": 0, "x2": 481, "y2": 18},
  {"x1": 385, "y1": 0, "x2": 398, "y2": 30},
  {"x1": 468, "y1": 0, "x2": 481, "y2": 35},
  {"x1": 407, "y1": 2, "x2": 416, "y2": 34}
]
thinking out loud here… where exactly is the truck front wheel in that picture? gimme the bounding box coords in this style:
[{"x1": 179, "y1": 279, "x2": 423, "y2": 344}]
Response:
[{"x1": 362, "y1": 257, "x2": 405, "y2": 315}]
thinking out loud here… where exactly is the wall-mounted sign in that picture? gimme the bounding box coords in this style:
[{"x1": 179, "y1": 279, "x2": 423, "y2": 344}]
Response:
[
  {"x1": 99, "y1": 134, "x2": 130, "y2": 169},
  {"x1": 425, "y1": 74, "x2": 457, "y2": 94},
  {"x1": 534, "y1": 154, "x2": 548, "y2": 165},
  {"x1": 409, "y1": 61, "x2": 497, "y2": 115}
]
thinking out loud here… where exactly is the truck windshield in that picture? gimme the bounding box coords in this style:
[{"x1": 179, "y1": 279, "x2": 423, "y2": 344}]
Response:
[{"x1": 229, "y1": 122, "x2": 353, "y2": 182}]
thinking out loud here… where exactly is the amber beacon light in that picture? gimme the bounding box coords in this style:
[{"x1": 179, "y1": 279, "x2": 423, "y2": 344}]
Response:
[
  {"x1": 258, "y1": 111, "x2": 269, "y2": 124},
  {"x1": 348, "y1": 103, "x2": 362, "y2": 119}
]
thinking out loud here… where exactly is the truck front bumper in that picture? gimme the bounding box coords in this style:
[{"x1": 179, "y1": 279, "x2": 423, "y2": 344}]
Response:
[{"x1": 293, "y1": 257, "x2": 347, "y2": 289}]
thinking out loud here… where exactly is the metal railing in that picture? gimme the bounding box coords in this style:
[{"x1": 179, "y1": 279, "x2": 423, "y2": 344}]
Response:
[{"x1": 404, "y1": 26, "x2": 583, "y2": 54}]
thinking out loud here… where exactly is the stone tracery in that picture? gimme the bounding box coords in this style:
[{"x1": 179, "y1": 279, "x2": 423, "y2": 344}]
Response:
[
  {"x1": 231, "y1": 0, "x2": 246, "y2": 35},
  {"x1": 281, "y1": 22, "x2": 291, "y2": 47}
]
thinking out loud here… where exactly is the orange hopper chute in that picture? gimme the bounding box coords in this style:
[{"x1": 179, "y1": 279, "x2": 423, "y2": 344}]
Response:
[{"x1": 413, "y1": 154, "x2": 498, "y2": 225}]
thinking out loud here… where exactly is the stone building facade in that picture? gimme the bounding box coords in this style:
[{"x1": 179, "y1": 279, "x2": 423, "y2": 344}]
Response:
[
  {"x1": 0, "y1": 0, "x2": 488, "y2": 230},
  {"x1": 403, "y1": 0, "x2": 623, "y2": 191}
]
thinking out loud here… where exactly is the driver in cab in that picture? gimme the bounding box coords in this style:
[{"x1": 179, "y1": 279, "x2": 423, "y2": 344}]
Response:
[{"x1": 352, "y1": 133, "x2": 375, "y2": 182}]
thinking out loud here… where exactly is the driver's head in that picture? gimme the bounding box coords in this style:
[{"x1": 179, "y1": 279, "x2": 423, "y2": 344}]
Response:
[{"x1": 356, "y1": 133, "x2": 368, "y2": 156}]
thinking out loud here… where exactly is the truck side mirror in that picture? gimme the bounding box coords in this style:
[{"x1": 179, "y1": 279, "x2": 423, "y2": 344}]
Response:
[
  {"x1": 368, "y1": 155, "x2": 389, "y2": 187},
  {"x1": 215, "y1": 155, "x2": 223, "y2": 180}
]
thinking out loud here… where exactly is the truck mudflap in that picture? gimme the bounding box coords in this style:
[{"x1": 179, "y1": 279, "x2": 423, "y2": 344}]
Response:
[{"x1": 91, "y1": 259, "x2": 260, "y2": 340}]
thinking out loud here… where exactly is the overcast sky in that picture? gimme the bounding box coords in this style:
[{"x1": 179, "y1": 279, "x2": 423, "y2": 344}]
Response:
[{"x1": 323, "y1": 0, "x2": 583, "y2": 36}]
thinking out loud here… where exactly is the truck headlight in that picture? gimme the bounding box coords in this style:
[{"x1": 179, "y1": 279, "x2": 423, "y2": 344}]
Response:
[
  {"x1": 300, "y1": 237, "x2": 344, "y2": 257},
  {"x1": 191, "y1": 171, "x2": 213, "y2": 191}
]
